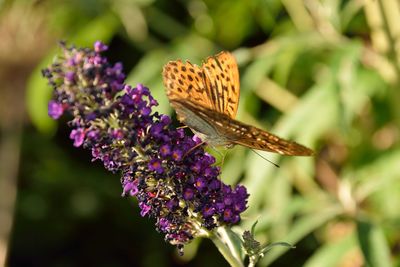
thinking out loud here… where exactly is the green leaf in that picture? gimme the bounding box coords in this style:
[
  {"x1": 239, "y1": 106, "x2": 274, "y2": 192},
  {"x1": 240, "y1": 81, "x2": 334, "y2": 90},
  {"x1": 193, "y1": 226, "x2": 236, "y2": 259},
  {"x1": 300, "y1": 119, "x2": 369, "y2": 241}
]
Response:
[
  {"x1": 357, "y1": 221, "x2": 392, "y2": 267},
  {"x1": 222, "y1": 227, "x2": 246, "y2": 261},
  {"x1": 304, "y1": 232, "x2": 357, "y2": 267},
  {"x1": 250, "y1": 220, "x2": 258, "y2": 235},
  {"x1": 260, "y1": 242, "x2": 294, "y2": 255},
  {"x1": 211, "y1": 226, "x2": 245, "y2": 266},
  {"x1": 351, "y1": 150, "x2": 400, "y2": 199},
  {"x1": 70, "y1": 12, "x2": 120, "y2": 46},
  {"x1": 260, "y1": 205, "x2": 342, "y2": 265}
]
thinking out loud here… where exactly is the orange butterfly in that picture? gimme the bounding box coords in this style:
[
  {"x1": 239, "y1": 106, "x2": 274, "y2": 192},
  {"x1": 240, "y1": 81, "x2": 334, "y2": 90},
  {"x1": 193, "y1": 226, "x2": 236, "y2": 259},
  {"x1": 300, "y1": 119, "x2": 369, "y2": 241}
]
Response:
[{"x1": 162, "y1": 51, "x2": 313, "y2": 156}]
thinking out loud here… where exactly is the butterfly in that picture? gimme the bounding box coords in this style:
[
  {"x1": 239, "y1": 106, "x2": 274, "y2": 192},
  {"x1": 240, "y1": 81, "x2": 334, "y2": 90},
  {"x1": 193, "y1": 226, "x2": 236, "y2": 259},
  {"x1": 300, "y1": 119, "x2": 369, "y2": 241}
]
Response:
[{"x1": 162, "y1": 51, "x2": 313, "y2": 156}]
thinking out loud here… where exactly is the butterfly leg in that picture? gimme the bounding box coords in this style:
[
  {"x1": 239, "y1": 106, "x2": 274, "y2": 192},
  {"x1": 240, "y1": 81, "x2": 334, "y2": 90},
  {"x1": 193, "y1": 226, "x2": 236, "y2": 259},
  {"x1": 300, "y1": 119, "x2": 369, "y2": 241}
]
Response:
[
  {"x1": 208, "y1": 146, "x2": 228, "y2": 167},
  {"x1": 183, "y1": 141, "x2": 206, "y2": 158},
  {"x1": 177, "y1": 125, "x2": 189, "y2": 129}
]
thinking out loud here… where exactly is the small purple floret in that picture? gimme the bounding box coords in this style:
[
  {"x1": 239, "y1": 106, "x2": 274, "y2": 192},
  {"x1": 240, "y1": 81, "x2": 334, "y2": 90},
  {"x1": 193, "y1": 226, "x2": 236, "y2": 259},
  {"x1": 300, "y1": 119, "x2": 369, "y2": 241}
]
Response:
[
  {"x1": 48, "y1": 100, "x2": 64, "y2": 119},
  {"x1": 148, "y1": 158, "x2": 164, "y2": 174},
  {"x1": 70, "y1": 128, "x2": 85, "y2": 147},
  {"x1": 94, "y1": 41, "x2": 108, "y2": 52},
  {"x1": 139, "y1": 202, "x2": 151, "y2": 217}
]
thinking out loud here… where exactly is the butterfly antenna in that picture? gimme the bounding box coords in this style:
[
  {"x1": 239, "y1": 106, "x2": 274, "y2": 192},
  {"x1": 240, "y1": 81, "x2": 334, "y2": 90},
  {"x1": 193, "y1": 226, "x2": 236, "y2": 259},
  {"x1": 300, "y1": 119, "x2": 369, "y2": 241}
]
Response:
[{"x1": 251, "y1": 149, "x2": 280, "y2": 168}]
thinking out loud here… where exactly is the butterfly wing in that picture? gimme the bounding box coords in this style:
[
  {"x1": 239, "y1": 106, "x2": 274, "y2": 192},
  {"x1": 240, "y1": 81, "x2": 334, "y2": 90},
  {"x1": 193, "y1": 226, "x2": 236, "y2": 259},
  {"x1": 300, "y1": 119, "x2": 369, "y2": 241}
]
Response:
[
  {"x1": 172, "y1": 100, "x2": 313, "y2": 156},
  {"x1": 230, "y1": 123, "x2": 314, "y2": 156},
  {"x1": 202, "y1": 51, "x2": 240, "y2": 119},
  {"x1": 163, "y1": 52, "x2": 240, "y2": 121},
  {"x1": 163, "y1": 59, "x2": 213, "y2": 121}
]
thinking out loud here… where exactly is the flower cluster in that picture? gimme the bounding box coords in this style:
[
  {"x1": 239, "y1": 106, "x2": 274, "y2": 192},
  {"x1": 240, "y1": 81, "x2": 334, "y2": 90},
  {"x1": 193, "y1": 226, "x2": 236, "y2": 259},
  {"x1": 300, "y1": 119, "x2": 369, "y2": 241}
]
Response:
[{"x1": 43, "y1": 42, "x2": 249, "y2": 251}]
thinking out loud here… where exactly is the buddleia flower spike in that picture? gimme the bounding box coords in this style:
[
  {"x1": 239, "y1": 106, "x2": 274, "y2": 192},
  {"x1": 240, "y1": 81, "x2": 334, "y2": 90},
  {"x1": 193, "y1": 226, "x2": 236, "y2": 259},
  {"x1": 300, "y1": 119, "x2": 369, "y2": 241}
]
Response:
[{"x1": 43, "y1": 42, "x2": 249, "y2": 256}]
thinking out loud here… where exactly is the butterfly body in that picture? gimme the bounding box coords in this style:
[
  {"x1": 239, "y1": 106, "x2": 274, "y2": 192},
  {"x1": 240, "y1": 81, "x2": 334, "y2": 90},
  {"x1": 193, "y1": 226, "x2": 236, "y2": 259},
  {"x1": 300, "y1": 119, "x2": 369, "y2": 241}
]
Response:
[
  {"x1": 163, "y1": 52, "x2": 313, "y2": 156},
  {"x1": 169, "y1": 99, "x2": 235, "y2": 147}
]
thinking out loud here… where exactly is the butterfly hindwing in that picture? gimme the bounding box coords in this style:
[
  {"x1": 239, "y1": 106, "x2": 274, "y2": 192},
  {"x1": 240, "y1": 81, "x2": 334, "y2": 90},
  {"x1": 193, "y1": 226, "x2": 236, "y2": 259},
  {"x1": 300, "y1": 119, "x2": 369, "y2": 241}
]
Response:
[
  {"x1": 172, "y1": 100, "x2": 313, "y2": 156},
  {"x1": 230, "y1": 123, "x2": 314, "y2": 156}
]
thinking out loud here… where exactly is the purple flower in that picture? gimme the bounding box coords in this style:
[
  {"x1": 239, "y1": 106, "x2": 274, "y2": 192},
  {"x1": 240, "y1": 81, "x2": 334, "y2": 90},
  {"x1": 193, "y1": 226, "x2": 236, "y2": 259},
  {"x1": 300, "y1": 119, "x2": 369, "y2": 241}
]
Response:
[
  {"x1": 122, "y1": 178, "x2": 139, "y2": 196},
  {"x1": 43, "y1": 42, "x2": 249, "y2": 251},
  {"x1": 148, "y1": 158, "x2": 164, "y2": 174},
  {"x1": 183, "y1": 188, "x2": 194, "y2": 200},
  {"x1": 158, "y1": 218, "x2": 170, "y2": 231},
  {"x1": 141, "y1": 106, "x2": 151, "y2": 116},
  {"x1": 64, "y1": 71, "x2": 75, "y2": 83},
  {"x1": 171, "y1": 149, "x2": 183, "y2": 161},
  {"x1": 191, "y1": 161, "x2": 202, "y2": 173},
  {"x1": 160, "y1": 144, "x2": 171, "y2": 157},
  {"x1": 139, "y1": 202, "x2": 151, "y2": 217},
  {"x1": 223, "y1": 209, "x2": 233, "y2": 221},
  {"x1": 209, "y1": 179, "x2": 221, "y2": 190},
  {"x1": 48, "y1": 100, "x2": 64, "y2": 119},
  {"x1": 110, "y1": 129, "x2": 124, "y2": 140},
  {"x1": 94, "y1": 41, "x2": 108, "y2": 52},
  {"x1": 87, "y1": 130, "x2": 99, "y2": 141},
  {"x1": 70, "y1": 128, "x2": 85, "y2": 147},
  {"x1": 194, "y1": 177, "x2": 207, "y2": 190},
  {"x1": 203, "y1": 206, "x2": 215, "y2": 217},
  {"x1": 166, "y1": 198, "x2": 178, "y2": 211},
  {"x1": 204, "y1": 166, "x2": 217, "y2": 177}
]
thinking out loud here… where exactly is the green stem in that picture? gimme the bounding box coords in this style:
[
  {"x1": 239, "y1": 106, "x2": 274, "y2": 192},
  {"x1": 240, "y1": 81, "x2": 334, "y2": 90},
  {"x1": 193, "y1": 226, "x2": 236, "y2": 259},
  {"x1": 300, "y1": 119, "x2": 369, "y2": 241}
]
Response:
[{"x1": 210, "y1": 227, "x2": 244, "y2": 267}]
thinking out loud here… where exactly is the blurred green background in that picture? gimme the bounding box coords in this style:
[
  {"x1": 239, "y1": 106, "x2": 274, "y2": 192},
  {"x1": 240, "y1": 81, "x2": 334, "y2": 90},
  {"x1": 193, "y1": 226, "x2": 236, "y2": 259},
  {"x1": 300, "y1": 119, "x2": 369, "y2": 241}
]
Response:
[{"x1": 1, "y1": 0, "x2": 400, "y2": 266}]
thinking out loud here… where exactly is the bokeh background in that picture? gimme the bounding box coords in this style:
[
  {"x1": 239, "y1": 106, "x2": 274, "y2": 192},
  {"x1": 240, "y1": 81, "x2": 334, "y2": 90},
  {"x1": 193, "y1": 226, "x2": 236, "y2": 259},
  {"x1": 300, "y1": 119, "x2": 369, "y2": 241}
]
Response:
[{"x1": 1, "y1": 0, "x2": 400, "y2": 266}]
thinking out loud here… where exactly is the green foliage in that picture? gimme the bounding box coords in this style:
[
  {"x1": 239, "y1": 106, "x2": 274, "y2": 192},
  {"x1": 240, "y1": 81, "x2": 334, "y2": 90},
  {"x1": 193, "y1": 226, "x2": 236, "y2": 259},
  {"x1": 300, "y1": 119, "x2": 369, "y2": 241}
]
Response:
[
  {"x1": 242, "y1": 221, "x2": 294, "y2": 266},
  {"x1": 3, "y1": 0, "x2": 400, "y2": 266},
  {"x1": 357, "y1": 221, "x2": 391, "y2": 267}
]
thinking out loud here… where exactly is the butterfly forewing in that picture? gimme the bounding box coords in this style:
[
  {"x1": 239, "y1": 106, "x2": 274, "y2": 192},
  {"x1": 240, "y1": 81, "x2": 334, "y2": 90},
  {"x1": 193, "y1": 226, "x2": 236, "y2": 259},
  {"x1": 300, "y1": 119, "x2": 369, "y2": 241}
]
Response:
[{"x1": 202, "y1": 52, "x2": 240, "y2": 118}]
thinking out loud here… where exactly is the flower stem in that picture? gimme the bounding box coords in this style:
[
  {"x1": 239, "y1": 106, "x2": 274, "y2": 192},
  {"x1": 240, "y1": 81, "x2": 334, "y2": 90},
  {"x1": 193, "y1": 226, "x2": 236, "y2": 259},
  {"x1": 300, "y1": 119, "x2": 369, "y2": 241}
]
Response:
[{"x1": 210, "y1": 227, "x2": 244, "y2": 267}]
